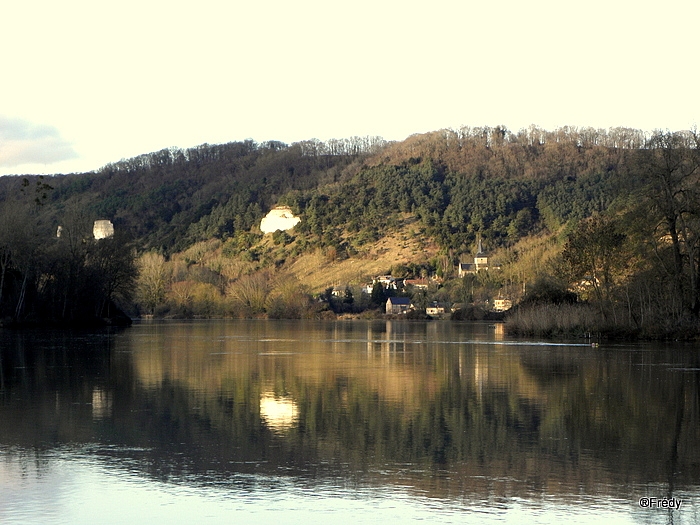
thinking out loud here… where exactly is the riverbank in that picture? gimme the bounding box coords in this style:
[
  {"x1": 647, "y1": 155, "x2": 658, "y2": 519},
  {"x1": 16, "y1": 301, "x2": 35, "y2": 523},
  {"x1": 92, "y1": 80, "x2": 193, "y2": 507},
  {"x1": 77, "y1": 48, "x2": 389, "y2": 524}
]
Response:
[{"x1": 504, "y1": 303, "x2": 700, "y2": 341}]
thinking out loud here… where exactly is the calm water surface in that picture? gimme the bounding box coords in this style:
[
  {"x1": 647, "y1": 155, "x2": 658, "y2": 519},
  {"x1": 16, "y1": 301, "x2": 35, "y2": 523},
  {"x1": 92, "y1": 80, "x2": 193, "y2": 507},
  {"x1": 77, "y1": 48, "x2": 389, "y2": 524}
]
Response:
[{"x1": 1, "y1": 320, "x2": 699, "y2": 524}]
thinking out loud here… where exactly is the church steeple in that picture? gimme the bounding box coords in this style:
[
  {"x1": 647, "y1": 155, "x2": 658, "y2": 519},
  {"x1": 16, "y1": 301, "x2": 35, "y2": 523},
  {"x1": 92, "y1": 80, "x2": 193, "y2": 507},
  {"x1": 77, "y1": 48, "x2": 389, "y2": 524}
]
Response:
[
  {"x1": 457, "y1": 235, "x2": 502, "y2": 277},
  {"x1": 474, "y1": 235, "x2": 488, "y2": 270}
]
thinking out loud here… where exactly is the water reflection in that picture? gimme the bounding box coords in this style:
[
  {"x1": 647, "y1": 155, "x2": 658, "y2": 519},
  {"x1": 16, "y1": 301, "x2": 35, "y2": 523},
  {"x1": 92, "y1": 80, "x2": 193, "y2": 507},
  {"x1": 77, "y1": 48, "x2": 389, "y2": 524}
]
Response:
[
  {"x1": 259, "y1": 393, "x2": 299, "y2": 433},
  {"x1": 92, "y1": 388, "x2": 112, "y2": 420},
  {"x1": 1, "y1": 320, "x2": 699, "y2": 524}
]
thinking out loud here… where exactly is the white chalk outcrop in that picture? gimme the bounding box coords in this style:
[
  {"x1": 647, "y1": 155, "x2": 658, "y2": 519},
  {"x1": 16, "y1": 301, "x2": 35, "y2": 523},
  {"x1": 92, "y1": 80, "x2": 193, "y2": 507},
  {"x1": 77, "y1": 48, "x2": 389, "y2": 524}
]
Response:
[
  {"x1": 260, "y1": 206, "x2": 300, "y2": 234},
  {"x1": 93, "y1": 220, "x2": 114, "y2": 240}
]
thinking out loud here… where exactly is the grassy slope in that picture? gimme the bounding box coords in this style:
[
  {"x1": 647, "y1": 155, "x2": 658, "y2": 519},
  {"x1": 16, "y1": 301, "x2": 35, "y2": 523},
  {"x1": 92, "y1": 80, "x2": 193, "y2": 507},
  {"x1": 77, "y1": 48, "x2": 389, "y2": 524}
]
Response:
[
  {"x1": 286, "y1": 217, "x2": 440, "y2": 292},
  {"x1": 174, "y1": 213, "x2": 563, "y2": 297}
]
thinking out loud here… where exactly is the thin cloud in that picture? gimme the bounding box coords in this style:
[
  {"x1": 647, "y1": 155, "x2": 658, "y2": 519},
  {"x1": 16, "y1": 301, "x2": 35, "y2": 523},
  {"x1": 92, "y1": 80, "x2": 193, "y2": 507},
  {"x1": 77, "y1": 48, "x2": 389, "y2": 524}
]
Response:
[{"x1": 0, "y1": 117, "x2": 78, "y2": 168}]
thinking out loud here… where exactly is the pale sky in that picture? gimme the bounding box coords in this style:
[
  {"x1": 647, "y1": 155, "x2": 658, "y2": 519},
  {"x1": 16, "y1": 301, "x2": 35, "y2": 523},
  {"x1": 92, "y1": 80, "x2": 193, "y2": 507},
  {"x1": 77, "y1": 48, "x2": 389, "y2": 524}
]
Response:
[{"x1": 1, "y1": 0, "x2": 698, "y2": 176}]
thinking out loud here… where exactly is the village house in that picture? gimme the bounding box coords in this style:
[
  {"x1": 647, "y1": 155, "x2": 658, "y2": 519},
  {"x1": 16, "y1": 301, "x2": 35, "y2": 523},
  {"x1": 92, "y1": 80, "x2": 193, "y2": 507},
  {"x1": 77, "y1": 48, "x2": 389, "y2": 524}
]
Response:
[
  {"x1": 426, "y1": 302, "x2": 448, "y2": 317},
  {"x1": 403, "y1": 278, "x2": 429, "y2": 289},
  {"x1": 364, "y1": 275, "x2": 401, "y2": 295},
  {"x1": 375, "y1": 275, "x2": 398, "y2": 289},
  {"x1": 386, "y1": 296, "x2": 412, "y2": 315},
  {"x1": 493, "y1": 298, "x2": 513, "y2": 311}
]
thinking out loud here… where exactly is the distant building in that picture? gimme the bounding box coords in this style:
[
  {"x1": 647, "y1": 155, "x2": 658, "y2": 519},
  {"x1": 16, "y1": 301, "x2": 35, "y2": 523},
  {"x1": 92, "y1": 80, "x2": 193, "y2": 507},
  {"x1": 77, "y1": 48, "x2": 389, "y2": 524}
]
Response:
[
  {"x1": 493, "y1": 298, "x2": 513, "y2": 311},
  {"x1": 426, "y1": 302, "x2": 448, "y2": 317},
  {"x1": 386, "y1": 296, "x2": 412, "y2": 315},
  {"x1": 361, "y1": 282, "x2": 374, "y2": 295},
  {"x1": 458, "y1": 237, "x2": 501, "y2": 277},
  {"x1": 403, "y1": 278, "x2": 429, "y2": 289},
  {"x1": 375, "y1": 275, "x2": 398, "y2": 289}
]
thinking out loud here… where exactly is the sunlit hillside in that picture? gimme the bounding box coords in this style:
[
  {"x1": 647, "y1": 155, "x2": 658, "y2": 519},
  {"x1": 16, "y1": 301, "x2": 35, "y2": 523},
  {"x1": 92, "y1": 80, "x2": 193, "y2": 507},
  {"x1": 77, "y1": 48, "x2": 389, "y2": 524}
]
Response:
[{"x1": 0, "y1": 126, "x2": 698, "y2": 337}]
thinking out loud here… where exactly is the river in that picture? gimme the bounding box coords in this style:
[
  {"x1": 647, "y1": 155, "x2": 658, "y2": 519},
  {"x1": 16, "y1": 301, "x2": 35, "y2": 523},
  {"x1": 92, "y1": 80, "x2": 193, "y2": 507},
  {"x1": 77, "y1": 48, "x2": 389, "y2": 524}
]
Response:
[{"x1": 1, "y1": 320, "x2": 699, "y2": 524}]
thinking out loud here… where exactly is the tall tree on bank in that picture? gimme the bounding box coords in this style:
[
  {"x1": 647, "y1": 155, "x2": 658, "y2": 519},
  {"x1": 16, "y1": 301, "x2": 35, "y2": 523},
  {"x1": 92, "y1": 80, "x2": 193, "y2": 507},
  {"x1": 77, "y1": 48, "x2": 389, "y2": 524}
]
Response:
[
  {"x1": 0, "y1": 184, "x2": 47, "y2": 319},
  {"x1": 637, "y1": 130, "x2": 700, "y2": 317},
  {"x1": 87, "y1": 231, "x2": 138, "y2": 318},
  {"x1": 136, "y1": 252, "x2": 168, "y2": 315},
  {"x1": 562, "y1": 214, "x2": 629, "y2": 320}
]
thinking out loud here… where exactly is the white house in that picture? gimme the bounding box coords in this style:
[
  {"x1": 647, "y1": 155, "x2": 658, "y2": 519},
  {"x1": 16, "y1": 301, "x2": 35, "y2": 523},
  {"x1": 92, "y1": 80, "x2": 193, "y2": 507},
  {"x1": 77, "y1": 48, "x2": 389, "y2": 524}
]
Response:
[
  {"x1": 426, "y1": 302, "x2": 448, "y2": 317},
  {"x1": 493, "y1": 298, "x2": 513, "y2": 311},
  {"x1": 375, "y1": 275, "x2": 398, "y2": 289}
]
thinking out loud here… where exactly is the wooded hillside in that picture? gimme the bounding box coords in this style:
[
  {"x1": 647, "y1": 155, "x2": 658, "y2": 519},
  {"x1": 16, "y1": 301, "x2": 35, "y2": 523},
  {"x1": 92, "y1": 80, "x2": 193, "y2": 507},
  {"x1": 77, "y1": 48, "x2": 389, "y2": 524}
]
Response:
[{"x1": 0, "y1": 126, "x2": 698, "y2": 337}]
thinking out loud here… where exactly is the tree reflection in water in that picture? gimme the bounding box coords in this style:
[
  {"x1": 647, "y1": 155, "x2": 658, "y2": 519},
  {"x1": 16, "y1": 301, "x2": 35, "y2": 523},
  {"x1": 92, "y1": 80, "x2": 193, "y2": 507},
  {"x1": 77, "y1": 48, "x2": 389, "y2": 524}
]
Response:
[{"x1": 1, "y1": 320, "x2": 699, "y2": 520}]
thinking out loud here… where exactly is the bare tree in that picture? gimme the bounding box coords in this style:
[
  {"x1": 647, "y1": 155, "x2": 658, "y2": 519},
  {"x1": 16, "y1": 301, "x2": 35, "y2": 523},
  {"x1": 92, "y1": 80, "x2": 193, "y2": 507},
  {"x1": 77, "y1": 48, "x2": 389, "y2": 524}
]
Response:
[
  {"x1": 226, "y1": 271, "x2": 275, "y2": 314},
  {"x1": 638, "y1": 130, "x2": 700, "y2": 316},
  {"x1": 137, "y1": 252, "x2": 168, "y2": 314}
]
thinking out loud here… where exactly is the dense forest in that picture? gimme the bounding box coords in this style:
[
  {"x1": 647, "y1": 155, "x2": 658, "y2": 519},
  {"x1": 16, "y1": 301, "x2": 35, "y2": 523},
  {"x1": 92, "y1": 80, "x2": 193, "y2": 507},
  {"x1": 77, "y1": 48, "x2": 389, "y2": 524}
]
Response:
[{"x1": 0, "y1": 126, "x2": 698, "y2": 337}]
